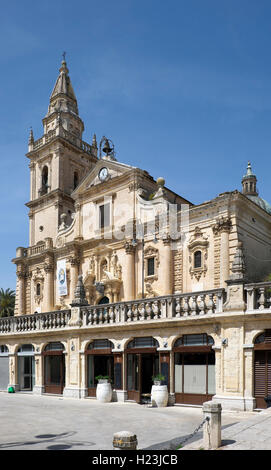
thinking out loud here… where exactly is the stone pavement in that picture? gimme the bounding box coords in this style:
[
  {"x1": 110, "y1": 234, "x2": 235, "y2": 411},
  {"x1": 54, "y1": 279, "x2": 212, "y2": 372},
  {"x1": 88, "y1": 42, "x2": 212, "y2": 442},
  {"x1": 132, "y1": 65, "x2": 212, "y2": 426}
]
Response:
[
  {"x1": 0, "y1": 392, "x2": 255, "y2": 450},
  {"x1": 183, "y1": 407, "x2": 271, "y2": 450}
]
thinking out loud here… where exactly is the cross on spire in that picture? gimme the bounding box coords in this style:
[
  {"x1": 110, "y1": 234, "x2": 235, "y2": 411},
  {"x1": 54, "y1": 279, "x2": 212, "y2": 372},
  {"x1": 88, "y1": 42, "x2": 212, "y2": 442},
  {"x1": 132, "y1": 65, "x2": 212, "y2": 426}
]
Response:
[{"x1": 62, "y1": 51, "x2": 66, "y2": 62}]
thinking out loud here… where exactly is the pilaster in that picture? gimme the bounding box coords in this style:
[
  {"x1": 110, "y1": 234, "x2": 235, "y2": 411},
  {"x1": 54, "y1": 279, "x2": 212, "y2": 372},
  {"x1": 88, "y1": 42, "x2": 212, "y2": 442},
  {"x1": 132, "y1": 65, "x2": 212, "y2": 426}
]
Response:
[{"x1": 124, "y1": 242, "x2": 135, "y2": 300}]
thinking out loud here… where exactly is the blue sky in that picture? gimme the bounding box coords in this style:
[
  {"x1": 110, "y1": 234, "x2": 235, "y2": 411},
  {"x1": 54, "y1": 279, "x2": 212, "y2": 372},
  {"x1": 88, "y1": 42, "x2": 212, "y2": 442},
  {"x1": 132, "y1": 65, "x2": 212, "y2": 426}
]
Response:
[{"x1": 1, "y1": 0, "x2": 271, "y2": 289}]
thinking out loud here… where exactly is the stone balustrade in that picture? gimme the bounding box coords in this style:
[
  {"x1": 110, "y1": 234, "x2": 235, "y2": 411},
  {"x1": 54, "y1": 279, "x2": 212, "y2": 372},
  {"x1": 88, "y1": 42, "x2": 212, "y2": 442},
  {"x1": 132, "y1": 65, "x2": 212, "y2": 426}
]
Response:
[
  {"x1": 82, "y1": 289, "x2": 225, "y2": 326},
  {"x1": 32, "y1": 129, "x2": 93, "y2": 155},
  {"x1": 0, "y1": 289, "x2": 224, "y2": 335},
  {"x1": 26, "y1": 243, "x2": 46, "y2": 257},
  {"x1": 2, "y1": 282, "x2": 271, "y2": 336},
  {"x1": 0, "y1": 310, "x2": 71, "y2": 334},
  {"x1": 245, "y1": 282, "x2": 271, "y2": 311}
]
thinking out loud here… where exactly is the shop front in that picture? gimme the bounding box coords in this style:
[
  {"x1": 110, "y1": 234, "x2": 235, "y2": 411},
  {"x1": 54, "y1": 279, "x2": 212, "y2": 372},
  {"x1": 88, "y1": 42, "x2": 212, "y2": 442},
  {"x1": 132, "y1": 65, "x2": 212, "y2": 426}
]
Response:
[
  {"x1": 86, "y1": 339, "x2": 114, "y2": 397},
  {"x1": 43, "y1": 342, "x2": 65, "y2": 394},
  {"x1": 254, "y1": 330, "x2": 271, "y2": 409},
  {"x1": 173, "y1": 334, "x2": 215, "y2": 405},
  {"x1": 0, "y1": 345, "x2": 9, "y2": 391},
  {"x1": 17, "y1": 344, "x2": 35, "y2": 391},
  {"x1": 126, "y1": 337, "x2": 161, "y2": 404}
]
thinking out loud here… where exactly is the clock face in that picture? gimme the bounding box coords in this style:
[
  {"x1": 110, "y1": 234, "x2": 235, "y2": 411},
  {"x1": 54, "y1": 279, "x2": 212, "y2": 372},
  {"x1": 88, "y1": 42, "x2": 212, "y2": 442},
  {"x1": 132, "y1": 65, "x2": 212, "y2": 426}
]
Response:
[{"x1": 99, "y1": 167, "x2": 108, "y2": 181}]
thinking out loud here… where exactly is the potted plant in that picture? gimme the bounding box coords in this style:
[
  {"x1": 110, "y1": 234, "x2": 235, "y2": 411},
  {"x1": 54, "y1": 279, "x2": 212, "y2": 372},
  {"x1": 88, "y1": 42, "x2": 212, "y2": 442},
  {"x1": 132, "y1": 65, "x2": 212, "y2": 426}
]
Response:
[
  {"x1": 151, "y1": 374, "x2": 168, "y2": 407},
  {"x1": 152, "y1": 373, "x2": 165, "y2": 386},
  {"x1": 95, "y1": 375, "x2": 112, "y2": 403}
]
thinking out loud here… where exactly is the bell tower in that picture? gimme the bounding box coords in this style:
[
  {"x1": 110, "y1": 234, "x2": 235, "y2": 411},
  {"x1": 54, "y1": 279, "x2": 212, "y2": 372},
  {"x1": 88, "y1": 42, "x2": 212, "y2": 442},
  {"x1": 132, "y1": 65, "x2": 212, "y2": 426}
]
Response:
[
  {"x1": 241, "y1": 161, "x2": 258, "y2": 196},
  {"x1": 26, "y1": 57, "x2": 98, "y2": 246}
]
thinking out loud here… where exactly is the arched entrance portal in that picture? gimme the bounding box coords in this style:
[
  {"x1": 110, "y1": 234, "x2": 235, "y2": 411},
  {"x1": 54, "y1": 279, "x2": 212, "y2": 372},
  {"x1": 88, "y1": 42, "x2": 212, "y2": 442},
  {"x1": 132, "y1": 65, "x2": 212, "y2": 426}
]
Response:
[
  {"x1": 126, "y1": 337, "x2": 160, "y2": 404},
  {"x1": 173, "y1": 334, "x2": 215, "y2": 405},
  {"x1": 86, "y1": 339, "x2": 114, "y2": 397},
  {"x1": 17, "y1": 344, "x2": 35, "y2": 391},
  {"x1": 43, "y1": 342, "x2": 65, "y2": 394},
  {"x1": 254, "y1": 330, "x2": 271, "y2": 409},
  {"x1": 98, "y1": 296, "x2": 109, "y2": 305}
]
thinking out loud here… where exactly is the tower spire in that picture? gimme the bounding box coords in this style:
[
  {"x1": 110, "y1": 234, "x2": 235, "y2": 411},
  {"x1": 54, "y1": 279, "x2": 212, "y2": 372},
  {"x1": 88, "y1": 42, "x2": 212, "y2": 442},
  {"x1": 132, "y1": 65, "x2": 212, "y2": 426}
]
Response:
[
  {"x1": 43, "y1": 56, "x2": 84, "y2": 139},
  {"x1": 49, "y1": 54, "x2": 77, "y2": 107},
  {"x1": 242, "y1": 161, "x2": 258, "y2": 196}
]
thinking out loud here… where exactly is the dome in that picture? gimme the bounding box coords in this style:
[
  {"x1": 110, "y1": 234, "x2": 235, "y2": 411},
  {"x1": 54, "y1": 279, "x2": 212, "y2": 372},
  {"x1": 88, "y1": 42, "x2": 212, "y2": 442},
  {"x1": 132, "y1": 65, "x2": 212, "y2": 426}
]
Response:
[{"x1": 246, "y1": 195, "x2": 271, "y2": 215}]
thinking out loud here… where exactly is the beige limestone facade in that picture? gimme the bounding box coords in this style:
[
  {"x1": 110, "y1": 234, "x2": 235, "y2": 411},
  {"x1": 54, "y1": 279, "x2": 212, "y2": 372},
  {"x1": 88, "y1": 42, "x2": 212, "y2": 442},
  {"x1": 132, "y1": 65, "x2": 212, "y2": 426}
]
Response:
[{"x1": 1, "y1": 60, "x2": 271, "y2": 411}]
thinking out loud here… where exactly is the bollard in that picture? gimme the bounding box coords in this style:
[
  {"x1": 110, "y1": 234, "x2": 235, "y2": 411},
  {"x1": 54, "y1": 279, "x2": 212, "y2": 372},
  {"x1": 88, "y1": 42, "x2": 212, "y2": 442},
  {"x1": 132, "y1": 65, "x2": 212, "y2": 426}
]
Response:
[
  {"x1": 202, "y1": 401, "x2": 221, "y2": 450},
  {"x1": 113, "y1": 431, "x2": 137, "y2": 450}
]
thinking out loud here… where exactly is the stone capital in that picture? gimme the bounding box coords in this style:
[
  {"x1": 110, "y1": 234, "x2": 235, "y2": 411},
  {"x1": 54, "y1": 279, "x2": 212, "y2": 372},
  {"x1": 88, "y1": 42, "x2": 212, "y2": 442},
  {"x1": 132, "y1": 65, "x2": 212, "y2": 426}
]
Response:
[
  {"x1": 44, "y1": 263, "x2": 54, "y2": 273},
  {"x1": 162, "y1": 234, "x2": 172, "y2": 246},
  {"x1": 16, "y1": 270, "x2": 26, "y2": 279},
  {"x1": 69, "y1": 256, "x2": 80, "y2": 267},
  {"x1": 125, "y1": 241, "x2": 135, "y2": 254},
  {"x1": 212, "y1": 217, "x2": 232, "y2": 235}
]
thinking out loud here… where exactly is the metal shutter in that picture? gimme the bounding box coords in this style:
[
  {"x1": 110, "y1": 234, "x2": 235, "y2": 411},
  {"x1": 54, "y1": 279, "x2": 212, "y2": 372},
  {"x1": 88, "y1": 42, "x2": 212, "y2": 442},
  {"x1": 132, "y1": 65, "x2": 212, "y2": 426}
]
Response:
[{"x1": 0, "y1": 357, "x2": 9, "y2": 390}]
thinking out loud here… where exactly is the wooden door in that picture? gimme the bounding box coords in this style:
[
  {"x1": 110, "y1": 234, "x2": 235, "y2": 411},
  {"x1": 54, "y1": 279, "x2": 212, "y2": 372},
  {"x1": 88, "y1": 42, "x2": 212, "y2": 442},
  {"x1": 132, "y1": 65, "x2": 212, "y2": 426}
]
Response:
[
  {"x1": 44, "y1": 352, "x2": 65, "y2": 394},
  {"x1": 254, "y1": 350, "x2": 271, "y2": 409},
  {"x1": 87, "y1": 353, "x2": 114, "y2": 397},
  {"x1": 127, "y1": 353, "x2": 141, "y2": 402}
]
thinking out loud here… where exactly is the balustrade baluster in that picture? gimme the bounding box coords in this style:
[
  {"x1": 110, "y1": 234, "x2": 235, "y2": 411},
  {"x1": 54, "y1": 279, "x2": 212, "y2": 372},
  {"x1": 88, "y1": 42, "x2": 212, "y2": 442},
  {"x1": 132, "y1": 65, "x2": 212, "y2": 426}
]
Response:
[
  {"x1": 104, "y1": 307, "x2": 109, "y2": 324},
  {"x1": 146, "y1": 303, "x2": 152, "y2": 320},
  {"x1": 191, "y1": 295, "x2": 198, "y2": 316},
  {"x1": 183, "y1": 296, "x2": 189, "y2": 316},
  {"x1": 109, "y1": 306, "x2": 115, "y2": 324},
  {"x1": 153, "y1": 300, "x2": 159, "y2": 319},
  {"x1": 258, "y1": 287, "x2": 266, "y2": 310},
  {"x1": 175, "y1": 297, "x2": 181, "y2": 317},
  {"x1": 199, "y1": 295, "x2": 206, "y2": 315},
  {"x1": 207, "y1": 294, "x2": 215, "y2": 314},
  {"x1": 133, "y1": 304, "x2": 139, "y2": 321},
  {"x1": 139, "y1": 303, "x2": 146, "y2": 320},
  {"x1": 127, "y1": 304, "x2": 132, "y2": 322}
]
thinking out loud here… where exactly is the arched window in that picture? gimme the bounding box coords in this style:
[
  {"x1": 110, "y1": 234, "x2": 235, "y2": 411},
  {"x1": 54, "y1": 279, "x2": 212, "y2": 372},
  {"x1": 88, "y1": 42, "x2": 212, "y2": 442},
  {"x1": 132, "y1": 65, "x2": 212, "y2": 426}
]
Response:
[
  {"x1": 42, "y1": 166, "x2": 48, "y2": 185},
  {"x1": 98, "y1": 296, "x2": 109, "y2": 305},
  {"x1": 87, "y1": 339, "x2": 113, "y2": 350},
  {"x1": 36, "y1": 283, "x2": 41, "y2": 296},
  {"x1": 18, "y1": 344, "x2": 34, "y2": 353},
  {"x1": 41, "y1": 166, "x2": 49, "y2": 195},
  {"x1": 194, "y1": 251, "x2": 202, "y2": 268},
  {"x1": 127, "y1": 337, "x2": 159, "y2": 349},
  {"x1": 73, "y1": 171, "x2": 79, "y2": 190},
  {"x1": 174, "y1": 334, "x2": 214, "y2": 348},
  {"x1": 0, "y1": 345, "x2": 9, "y2": 354},
  {"x1": 44, "y1": 342, "x2": 64, "y2": 352}
]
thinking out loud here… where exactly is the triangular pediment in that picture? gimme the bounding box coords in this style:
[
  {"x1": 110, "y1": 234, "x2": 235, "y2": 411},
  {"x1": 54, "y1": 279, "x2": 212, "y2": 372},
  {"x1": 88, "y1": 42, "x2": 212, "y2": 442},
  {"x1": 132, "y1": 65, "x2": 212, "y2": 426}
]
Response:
[{"x1": 72, "y1": 158, "x2": 136, "y2": 197}]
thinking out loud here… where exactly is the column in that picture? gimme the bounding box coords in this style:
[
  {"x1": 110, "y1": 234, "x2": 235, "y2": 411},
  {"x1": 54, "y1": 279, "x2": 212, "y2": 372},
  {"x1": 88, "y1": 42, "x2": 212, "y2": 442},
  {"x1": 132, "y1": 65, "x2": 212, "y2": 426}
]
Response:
[
  {"x1": 33, "y1": 353, "x2": 44, "y2": 394},
  {"x1": 69, "y1": 256, "x2": 80, "y2": 300},
  {"x1": 44, "y1": 262, "x2": 54, "y2": 312},
  {"x1": 79, "y1": 351, "x2": 88, "y2": 398},
  {"x1": 8, "y1": 354, "x2": 19, "y2": 391},
  {"x1": 16, "y1": 267, "x2": 26, "y2": 316},
  {"x1": 243, "y1": 345, "x2": 256, "y2": 411},
  {"x1": 124, "y1": 242, "x2": 135, "y2": 301},
  {"x1": 220, "y1": 229, "x2": 230, "y2": 287},
  {"x1": 162, "y1": 236, "x2": 173, "y2": 295},
  {"x1": 63, "y1": 337, "x2": 81, "y2": 398}
]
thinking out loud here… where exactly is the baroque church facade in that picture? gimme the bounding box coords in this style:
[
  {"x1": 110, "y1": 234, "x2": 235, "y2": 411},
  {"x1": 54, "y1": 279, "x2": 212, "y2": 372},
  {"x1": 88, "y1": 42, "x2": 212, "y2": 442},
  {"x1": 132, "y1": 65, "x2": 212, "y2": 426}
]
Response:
[{"x1": 1, "y1": 58, "x2": 271, "y2": 410}]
